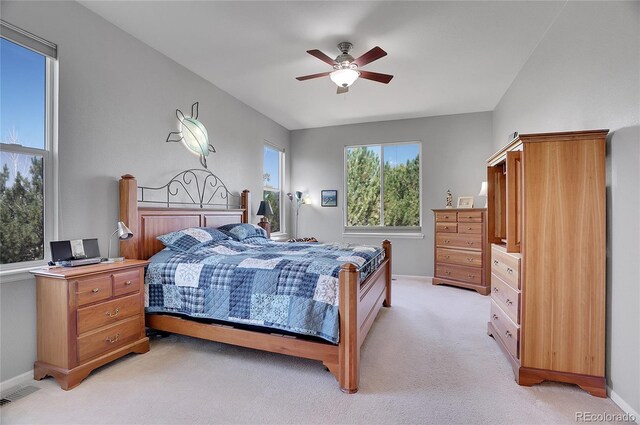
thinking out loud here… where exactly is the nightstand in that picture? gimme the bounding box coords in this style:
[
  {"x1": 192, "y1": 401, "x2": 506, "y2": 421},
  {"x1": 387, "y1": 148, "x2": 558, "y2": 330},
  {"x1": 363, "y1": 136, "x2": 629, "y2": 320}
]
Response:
[{"x1": 31, "y1": 259, "x2": 150, "y2": 390}]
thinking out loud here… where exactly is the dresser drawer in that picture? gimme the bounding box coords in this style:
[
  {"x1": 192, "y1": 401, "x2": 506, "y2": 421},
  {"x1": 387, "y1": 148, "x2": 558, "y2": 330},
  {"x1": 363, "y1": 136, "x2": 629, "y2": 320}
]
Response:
[
  {"x1": 113, "y1": 269, "x2": 141, "y2": 297},
  {"x1": 491, "y1": 273, "x2": 520, "y2": 324},
  {"x1": 436, "y1": 233, "x2": 482, "y2": 251},
  {"x1": 435, "y1": 212, "x2": 457, "y2": 222},
  {"x1": 490, "y1": 300, "x2": 519, "y2": 359},
  {"x1": 491, "y1": 244, "x2": 521, "y2": 290},
  {"x1": 436, "y1": 222, "x2": 458, "y2": 233},
  {"x1": 458, "y1": 222, "x2": 483, "y2": 234},
  {"x1": 77, "y1": 316, "x2": 141, "y2": 363},
  {"x1": 76, "y1": 275, "x2": 112, "y2": 307},
  {"x1": 457, "y1": 211, "x2": 483, "y2": 222},
  {"x1": 436, "y1": 248, "x2": 482, "y2": 268},
  {"x1": 436, "y1": 263, "x2": 482, "y2": 285},
  {"x1": 77, "y1": 293, "x2": 141, "y2": 335}
]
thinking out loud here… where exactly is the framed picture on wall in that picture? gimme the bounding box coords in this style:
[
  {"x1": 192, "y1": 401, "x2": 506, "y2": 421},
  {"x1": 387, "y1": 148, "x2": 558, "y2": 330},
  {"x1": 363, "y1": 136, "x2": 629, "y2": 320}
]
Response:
[
  {"x1": 457, "y1": 196, "x2": 474, "y2": 208},
  {"x1": 321, "y1": 190, "x2": 338, "y2": 207}
]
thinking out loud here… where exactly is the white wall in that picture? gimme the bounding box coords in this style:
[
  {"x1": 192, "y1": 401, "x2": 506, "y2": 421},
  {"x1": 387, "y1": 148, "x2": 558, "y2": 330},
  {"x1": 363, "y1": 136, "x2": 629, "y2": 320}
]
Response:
[
  {"x1": 493, "y1": 1, "x2": 640, "y2": 415},
  {"x1": 290, "y1": 112, "x2": 494, "y2": 276},
  {"x1": 0, "y1": 0, "x2": 290, "y2": 382}
]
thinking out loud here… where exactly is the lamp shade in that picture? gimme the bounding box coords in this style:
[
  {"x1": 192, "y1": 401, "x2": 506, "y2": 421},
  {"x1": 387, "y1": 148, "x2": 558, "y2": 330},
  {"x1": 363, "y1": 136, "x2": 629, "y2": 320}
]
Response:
[
  {"x1": 116, "y1": 221, "x2": 133, "y2": 240},
  {"x1": 257, "y1": 200, "x2": 273, "y2": 216},
  {"x1": 330, "y1": 69, "x2": 359, "y2": 87},
  {"x1": 478, "y1": 181, "x2": 488, "y2": 197}
]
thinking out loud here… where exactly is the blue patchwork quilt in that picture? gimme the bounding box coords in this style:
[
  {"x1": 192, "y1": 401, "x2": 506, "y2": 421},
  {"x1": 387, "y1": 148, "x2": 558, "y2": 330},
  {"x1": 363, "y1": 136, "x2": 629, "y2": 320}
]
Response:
[{"x1": 145, "y1": 240, "x2": 385, "y2": 343}]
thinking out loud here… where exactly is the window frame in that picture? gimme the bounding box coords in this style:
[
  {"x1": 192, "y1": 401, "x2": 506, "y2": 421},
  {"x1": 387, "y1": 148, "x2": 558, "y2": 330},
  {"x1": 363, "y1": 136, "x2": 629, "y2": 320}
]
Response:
[
  {"x1": 262, "y1": 142, "x2": 285, "y2": 237},
  {"x1": 0, "y1": 31, "x2": 59, "y2": 279},
  {"x1": 343, "y1": 141, "x2": 423, "y2": 237}
]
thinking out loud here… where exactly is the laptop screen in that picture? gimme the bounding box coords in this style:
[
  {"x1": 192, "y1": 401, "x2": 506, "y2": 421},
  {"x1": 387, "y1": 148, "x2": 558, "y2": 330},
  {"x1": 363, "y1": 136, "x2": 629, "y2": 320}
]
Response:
[{"x1": 50, "y1": 239, "x2": 100, "y2": 262}]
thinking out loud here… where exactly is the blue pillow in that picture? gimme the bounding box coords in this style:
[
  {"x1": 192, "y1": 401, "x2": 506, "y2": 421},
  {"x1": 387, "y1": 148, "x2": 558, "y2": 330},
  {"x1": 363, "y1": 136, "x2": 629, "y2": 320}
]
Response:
[
  {"x1": 217, "y1": 223, "x2": 267, "y2": 241},
  {"x1": 157, "y1": 227, "x2": 230, "y2": 253}
]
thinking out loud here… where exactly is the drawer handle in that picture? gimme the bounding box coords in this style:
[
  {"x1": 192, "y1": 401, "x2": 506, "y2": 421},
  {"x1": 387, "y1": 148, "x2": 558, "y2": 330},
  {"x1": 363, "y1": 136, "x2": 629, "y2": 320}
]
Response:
[
  {"x1": 445, "y1": 271, "x2": 451, "y2": 276},
  {"x1": 492, "y1": 314, "x2": 498, "y2": 321},
  {"x1": 467, "y1": 227, "x2": 473, "y2": 230},
  {"x1": 493, "y1": 287, "x2": 499, "y2": 293},
  {"x1": 444, "y1": 255, "x2": 450, "y2": 259},
  {"x1": 493, "y1": 260, "x2": 498, "y2": 266},
  {"x1": 466, "y1": 258, "x2": 474, "y2": 262},
  {"x1": 444, "y1": 240, "x2": 450, "y2": 244},
  {"x1": 106, "y1": 333, "x2": 120, "y2": 344},
  {"x1": 91, "y1": 288, "x2": 100, "y2": 293},
  {"x1": 125, "y1": 280, "x2": 133, "y2": 286},
  {"x1": 444, "y1": 226, "x2": 449, "y2": 230},
  {"x1": 506, "y1": 267, "x2": 513, "y2": 274},
  {"x1": 506, "y1": 299, "x2": 513, "y2": 306},
  {"x1": 467, "y1": 241, "x2": 474, "y2": 245},
  {"x1": 467, "y1": 274, "x2": 475, "y2": 279},
  {"x1": 106, "y1": 308, "x2": 120, "y2": 318},
  {"x1": 505, "y1": 330, "x2": 512, "y2": 338},
  {"x1": 444, "y1": 216, "x2": 449, "y2": 219}
]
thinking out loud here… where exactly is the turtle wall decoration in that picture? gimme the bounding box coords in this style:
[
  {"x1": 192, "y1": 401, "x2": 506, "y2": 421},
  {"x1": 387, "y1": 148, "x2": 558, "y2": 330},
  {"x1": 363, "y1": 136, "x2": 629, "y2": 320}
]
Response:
[{"x1": 166, "y1": 102, "x2": 216, "y2": 168}]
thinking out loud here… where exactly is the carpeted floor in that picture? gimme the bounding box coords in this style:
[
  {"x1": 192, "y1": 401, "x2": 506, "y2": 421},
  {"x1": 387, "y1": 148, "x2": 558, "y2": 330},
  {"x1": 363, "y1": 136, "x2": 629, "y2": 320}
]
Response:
[{"x1": 1, "y1": 276, "x2": 628, "y2": 424}]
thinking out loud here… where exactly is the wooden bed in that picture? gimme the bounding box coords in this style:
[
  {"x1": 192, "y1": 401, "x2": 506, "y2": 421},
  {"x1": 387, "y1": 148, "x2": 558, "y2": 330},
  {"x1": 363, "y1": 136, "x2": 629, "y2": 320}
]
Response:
[{"x1": 119, "y1": 174, "x2": 392, "y2": 393}]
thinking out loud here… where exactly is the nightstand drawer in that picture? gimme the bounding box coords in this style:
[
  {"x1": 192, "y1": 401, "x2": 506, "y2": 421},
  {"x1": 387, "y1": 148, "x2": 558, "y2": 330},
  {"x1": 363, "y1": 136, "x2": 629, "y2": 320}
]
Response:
[
  {"x1": 77, "y1": 316, "x2": 141, "y2": 363},
  {"x1": 458, "y1": 222, "x2": 483, "y2": 234},
  {"x1": 435, "y1": 212, "x2": 457, "y2": 222},
  {"x1": 436, "y1": 233, "x2": 482, "y2": 251},
  {"x1": 77, "y1": 294, "x2": 141, "y2": 335},
  {"x1": 457, "y1": 211, "x2": 483, "y2": 222},
  {"x1": 113, "y1": 269, "x2": 141, "y2": 297},
  {"x1": 436, "y1": 248, "x2": 482, "y2": 268},
  {"x1": 436, "y1": 223, "x2": 458, "y2": 233},
  {"x1": 76, "y1": 275, "x2": 112, "y2": 306}
]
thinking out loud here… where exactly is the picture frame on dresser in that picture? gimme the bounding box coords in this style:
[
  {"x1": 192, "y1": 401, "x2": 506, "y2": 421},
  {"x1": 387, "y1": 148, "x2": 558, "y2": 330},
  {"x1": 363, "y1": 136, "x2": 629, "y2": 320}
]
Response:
[{"x1": 456, "y1": 196, "x2": 474, "y2": 208}]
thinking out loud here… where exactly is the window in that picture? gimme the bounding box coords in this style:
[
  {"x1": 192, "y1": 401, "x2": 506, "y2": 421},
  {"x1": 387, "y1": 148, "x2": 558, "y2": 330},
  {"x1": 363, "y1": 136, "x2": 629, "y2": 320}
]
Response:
[
  {"x1": 263, "y1": 144, "x2": 284, "y2": 234},
  {"x1": 345, "y1": 142, "x2": 421, "y2": 230},
  {"x1": 1, "y1": 24, "x2": 57, "y2": 269}
]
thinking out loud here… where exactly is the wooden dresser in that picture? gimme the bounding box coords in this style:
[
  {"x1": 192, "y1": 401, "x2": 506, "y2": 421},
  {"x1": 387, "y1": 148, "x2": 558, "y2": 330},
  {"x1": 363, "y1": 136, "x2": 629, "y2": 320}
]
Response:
[
  {"x1": 432, "y1": 208, "x2": 489, "y2": 295},
  {"x1": 486, "y1": 129, "x2": 607, "y2": 397},
  {"x1": 31, "y1": 260, "x2": 150, "y2": 390}
]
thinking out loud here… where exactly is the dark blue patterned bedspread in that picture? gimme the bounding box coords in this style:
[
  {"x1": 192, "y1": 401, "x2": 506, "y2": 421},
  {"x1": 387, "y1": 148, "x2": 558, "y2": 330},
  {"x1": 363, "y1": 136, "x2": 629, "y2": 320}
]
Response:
[{"x1": 145, "y1": 240, "x2": 385, "y2": 343}]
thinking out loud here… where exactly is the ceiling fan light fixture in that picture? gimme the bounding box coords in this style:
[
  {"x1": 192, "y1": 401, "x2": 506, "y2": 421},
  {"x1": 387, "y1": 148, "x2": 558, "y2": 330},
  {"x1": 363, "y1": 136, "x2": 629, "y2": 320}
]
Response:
[{"x1": 330, "y1": 68, "x2": 360, "y2": 88}]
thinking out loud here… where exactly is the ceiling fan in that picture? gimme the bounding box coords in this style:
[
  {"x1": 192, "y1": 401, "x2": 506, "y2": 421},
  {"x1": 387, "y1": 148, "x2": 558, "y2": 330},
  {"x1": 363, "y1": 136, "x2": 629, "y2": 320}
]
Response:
[{"x1": 296, "y1": 42, "x2": 394, "y2": 94}]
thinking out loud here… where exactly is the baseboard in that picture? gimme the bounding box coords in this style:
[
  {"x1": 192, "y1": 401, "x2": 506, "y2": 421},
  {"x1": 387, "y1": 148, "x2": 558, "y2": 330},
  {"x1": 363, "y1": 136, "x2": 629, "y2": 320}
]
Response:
[
  {"x1": 393, "y1": 274, "x2": 432, "y2": 283},
  {"x1": 608, "y1": 387, "x2": 639, "y2": 424},
  {"x1": 0, "y1": 370, "x2": 34, "y2": 395}
]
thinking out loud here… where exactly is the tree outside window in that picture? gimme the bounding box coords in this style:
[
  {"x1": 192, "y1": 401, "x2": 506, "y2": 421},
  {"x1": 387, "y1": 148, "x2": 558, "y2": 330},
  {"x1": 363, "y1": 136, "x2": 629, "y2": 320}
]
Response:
[{"x1": 345, "y1": 142, "x2": 421, "y2": 229}]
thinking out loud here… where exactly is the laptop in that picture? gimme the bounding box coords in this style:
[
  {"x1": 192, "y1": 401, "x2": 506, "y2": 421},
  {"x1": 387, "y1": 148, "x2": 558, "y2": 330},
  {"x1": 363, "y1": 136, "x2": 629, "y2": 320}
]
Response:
[{"x1": 50, "y1": 239, "x2": 102, "y2": 267}]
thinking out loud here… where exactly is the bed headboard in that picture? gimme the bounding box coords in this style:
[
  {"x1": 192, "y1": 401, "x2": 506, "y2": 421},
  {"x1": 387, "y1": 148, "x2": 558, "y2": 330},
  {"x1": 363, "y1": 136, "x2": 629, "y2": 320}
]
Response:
[{"x1": 119, "y1": 174, "x2": 250, "y2": 260}]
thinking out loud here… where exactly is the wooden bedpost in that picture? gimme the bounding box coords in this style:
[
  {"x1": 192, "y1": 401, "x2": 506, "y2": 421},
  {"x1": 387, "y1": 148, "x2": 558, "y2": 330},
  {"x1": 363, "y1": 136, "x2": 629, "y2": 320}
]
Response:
[
  {"x1": 241, "y1": 189, "x2": 250, "y2": 224},
  {"x1": 338, "y1": 263, "x2": 359, "y2": 393},
  {"x1": 119, "y1": 174, "x2": 139, "y2": 259},
  {"x1": 383, "y1": 240, "x2": 392, "y2": 307}
]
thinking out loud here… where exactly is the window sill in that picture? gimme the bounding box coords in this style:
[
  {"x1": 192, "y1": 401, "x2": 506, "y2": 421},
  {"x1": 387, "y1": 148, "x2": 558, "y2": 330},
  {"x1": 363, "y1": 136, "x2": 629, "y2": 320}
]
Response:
[
  {"x1": 342, "y1": 232, "x2": 424, "y2": 239},
  {"x1": 0, "y1": 262, "x2": 47, "y2": 284}
]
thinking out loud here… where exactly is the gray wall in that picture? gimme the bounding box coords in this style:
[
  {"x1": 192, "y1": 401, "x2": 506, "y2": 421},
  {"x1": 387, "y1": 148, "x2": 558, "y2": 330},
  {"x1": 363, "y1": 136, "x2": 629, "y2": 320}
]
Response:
[
  {"x1": 290, "y1": 112, "x2": 494, "y2": 276},
  {"x1": 0, "y1": 1, "x2": 290, "y2": 382},
  {"x1": 493, "y1": 1, "x2": 640, "y2": 414}
]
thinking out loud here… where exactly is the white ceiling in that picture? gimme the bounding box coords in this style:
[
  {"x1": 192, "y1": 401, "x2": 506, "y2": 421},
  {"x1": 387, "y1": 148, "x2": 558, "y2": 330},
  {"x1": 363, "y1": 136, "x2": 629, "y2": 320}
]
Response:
[{"x1": 79, "y1": 1, "x2": 564, "y2": 130}]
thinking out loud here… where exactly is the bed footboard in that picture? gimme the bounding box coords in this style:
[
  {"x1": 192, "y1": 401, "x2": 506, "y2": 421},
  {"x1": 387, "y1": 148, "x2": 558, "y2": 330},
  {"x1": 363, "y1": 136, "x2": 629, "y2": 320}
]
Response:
[{"x1": 337, "y1": 240, "x2": 391, "y2": 393}]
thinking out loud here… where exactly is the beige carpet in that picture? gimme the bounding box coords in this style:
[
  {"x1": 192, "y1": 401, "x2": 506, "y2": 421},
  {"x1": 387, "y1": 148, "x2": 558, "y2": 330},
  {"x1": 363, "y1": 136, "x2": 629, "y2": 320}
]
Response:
[{"x1": 1, "y1": 277, "x2": 628, "y2": 424}]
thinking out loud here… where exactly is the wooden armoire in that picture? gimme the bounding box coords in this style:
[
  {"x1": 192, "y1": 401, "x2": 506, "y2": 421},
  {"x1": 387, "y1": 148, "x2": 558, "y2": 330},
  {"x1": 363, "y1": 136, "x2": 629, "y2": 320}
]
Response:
[{"x1": 486, "y1": 129, "x2": 607, "y2": 397}]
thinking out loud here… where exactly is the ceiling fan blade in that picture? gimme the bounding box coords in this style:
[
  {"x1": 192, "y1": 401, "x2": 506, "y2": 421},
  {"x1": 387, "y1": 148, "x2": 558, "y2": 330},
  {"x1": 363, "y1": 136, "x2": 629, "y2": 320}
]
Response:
[
  {"x1": 337, "y1": 86, "x2": 349, "y2": 95},
  {"x1": 296, "y1": 71, "x2": 331, "y2": 81},
  {"x1": 353, "y1": 46, "x2": 387, "y2": 67},
  {"x1": 306, "y1": 49, "x2": 337, "y2": 66},
  {"x1": 359, "y1": 70, "x2": 394, "y2": 84}
]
